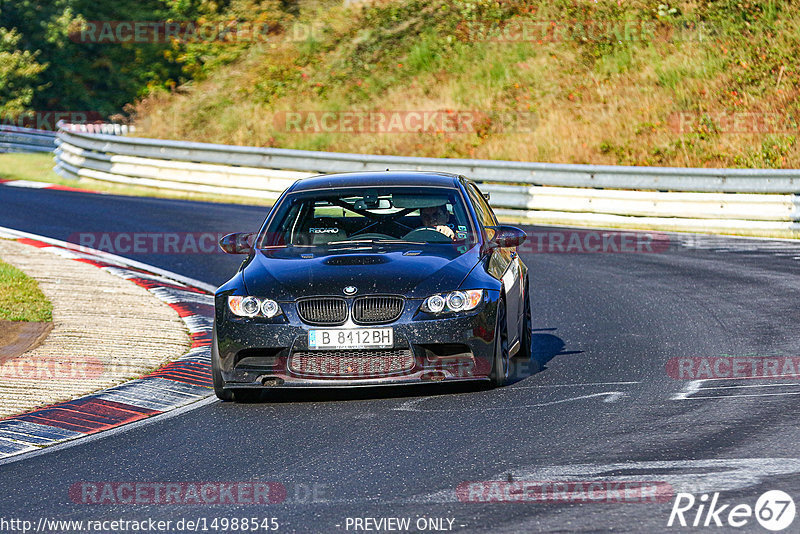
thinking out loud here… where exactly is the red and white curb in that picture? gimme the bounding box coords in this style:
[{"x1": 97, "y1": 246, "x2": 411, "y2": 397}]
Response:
[
  {"x1": 0, "y1": 227, "x2": 216, "y2": 461},
  {"x1": 0, "y1": 179, "x2": 98, "y2": 194}
]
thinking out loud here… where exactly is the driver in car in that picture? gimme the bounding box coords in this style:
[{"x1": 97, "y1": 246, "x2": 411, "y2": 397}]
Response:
[{"x1": 419, "y1": 204, "x2": 455, "y2": 240}]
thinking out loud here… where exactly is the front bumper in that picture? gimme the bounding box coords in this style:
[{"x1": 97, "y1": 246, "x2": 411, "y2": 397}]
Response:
[{"x1": 214, "y1": 292, "x2": 500, "y2": 388}]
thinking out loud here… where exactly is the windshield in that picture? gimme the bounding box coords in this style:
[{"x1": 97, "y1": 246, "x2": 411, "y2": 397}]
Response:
[{"x1": 258, "y1": 186, "x2": 478, "y2": 253}]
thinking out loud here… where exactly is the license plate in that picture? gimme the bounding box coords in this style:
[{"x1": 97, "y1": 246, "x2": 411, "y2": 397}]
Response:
[{"x1": 308, "y1": 328, "x2": 393, "y2": 350}]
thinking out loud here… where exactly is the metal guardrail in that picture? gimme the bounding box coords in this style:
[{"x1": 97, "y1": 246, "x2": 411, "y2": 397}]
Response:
[
  {"x1": 60, "y1": 123, "x2": 135, "y2": 136},
  {"x1": 52, "y1": 123, "x2": 800, "y2": 236},
  {"x1": 0, "y1": 125, "x2": 56, "y2": 154}
]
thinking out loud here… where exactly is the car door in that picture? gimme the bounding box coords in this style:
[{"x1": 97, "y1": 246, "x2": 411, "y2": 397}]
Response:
[{"x1": 467, "y1": 183, "x2": 522, "y2": 351}]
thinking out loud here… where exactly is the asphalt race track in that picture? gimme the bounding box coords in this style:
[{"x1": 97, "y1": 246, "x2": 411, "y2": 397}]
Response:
[{"x1": 2, "y1": 186, "x2": 800, "y2": 532}]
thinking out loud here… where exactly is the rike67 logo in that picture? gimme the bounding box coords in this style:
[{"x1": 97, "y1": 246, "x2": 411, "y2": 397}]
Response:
[{"x1": 668, "y1": 490, "x2": 796, "y2": 531}]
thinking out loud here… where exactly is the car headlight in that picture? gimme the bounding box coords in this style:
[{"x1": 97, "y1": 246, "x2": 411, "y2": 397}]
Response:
[
  {"x1": 426, "y1": 294, "x2": 446, "y2": 313},
  {"x1": 241, "y1": 296, "x2": 260, "y2": 317},
  {"x1": 228, "y1": 296, "x2": 283, "y2": 318},
  {"x1": 261, "y1": 299, "x2": 281, "y2": 318},
  {"x1": 421, "y1": 290, "x2": 483, "y2": 314}
]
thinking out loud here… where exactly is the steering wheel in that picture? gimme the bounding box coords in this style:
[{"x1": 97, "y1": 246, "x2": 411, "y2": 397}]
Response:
[{"x1": 402, "y1": 228, "x2": 453, "y2": 243}]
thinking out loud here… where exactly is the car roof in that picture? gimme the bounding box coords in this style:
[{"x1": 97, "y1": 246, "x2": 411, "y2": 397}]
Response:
[{"x1": 288, "y1": 171, "x2": 462, "y2": 192}]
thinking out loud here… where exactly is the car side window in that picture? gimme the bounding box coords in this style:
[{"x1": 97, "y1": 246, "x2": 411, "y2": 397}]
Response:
[{"x1": 467, "y1": 184, "x2": 497, "y2": 228}]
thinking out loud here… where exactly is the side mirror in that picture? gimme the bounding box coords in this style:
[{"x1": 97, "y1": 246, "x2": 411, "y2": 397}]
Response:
[
  {"x1": 219, "y1": 232, "x2": 255, "y2": 254},
  {"x1": 486, "y1": 226, "x2": 527, "y2": 248}
]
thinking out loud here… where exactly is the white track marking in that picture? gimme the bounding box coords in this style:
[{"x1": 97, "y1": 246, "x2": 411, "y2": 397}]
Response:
[
  {"x1": 601, "y1": 392, "x2": 626, "y2": 402},
  {"x1": 393, "y1": 391, "x2": 627, "y2": 413},
  {"x1": 392, "y1": 397, "x2": 430, "y2": 412},
  {"x1": 149, "y1": 286, "x2": 214, "y2": 305},
  {"x1": 2, "y1": 180, "x2": 52, "y2": 188},
  {"x1": 412, "y1": 458, "x2": 800, "y2": 504},
  {"x1": 0, "y1": 442, "x2": 37, "y2": 456},
  {"x1": 676, "y1": 377, "x2": 800, "y2": 400},
  {"x1": 0, "y1": 226, "x2": 217, "y2": 293},
  {"x1": 684, "y1": 391, "x2": 800, "y2": 400},
  {"x1": 699, "y1": 375, "x2": 800, "y2": 381},
  {"x1": 0, "y1": 396, "x2": 218, "y2": 467},
  {"x1": 698, "y1": 382, "x2": 800, "y2": 390},
  {"x1": 184, "y1": 314, "x2": 213, "y2": 333},
  {"x1": 514, "y1": 381, "x2": 640, "y2": 389},
  {"x1": 94, "y1": 377, "x2": 211, "y2": 411},
  {"x1": 671, "y1": 379, "x2": 705, "y2": 400}
]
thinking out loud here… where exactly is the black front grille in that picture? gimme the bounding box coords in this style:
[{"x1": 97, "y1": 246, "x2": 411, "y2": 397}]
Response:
[
  {"x1": 289, "y1": 349, "x2": 415, "y2": 378},
  {"x1": 352, "y1": 296, "x2": 404, "y2": 324},
  {"x1": 297, "y1": 298, "x2": 347, "y2": 325}
]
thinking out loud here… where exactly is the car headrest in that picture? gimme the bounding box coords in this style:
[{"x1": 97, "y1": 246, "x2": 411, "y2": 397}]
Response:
[{"x1": 308, "y1": 217, "x2": 346, "y2": 244}]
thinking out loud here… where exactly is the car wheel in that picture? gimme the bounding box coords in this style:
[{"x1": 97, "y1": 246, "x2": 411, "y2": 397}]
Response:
[
  {"x1": 490, "y1": 299, "x2": 510, "y2": 387},
  {"x1": 516, "y1": 276, "x2": 532, "y2": 360},
  {"x1": 212, "y1": 326, "x2": 234, "y2": 401}
]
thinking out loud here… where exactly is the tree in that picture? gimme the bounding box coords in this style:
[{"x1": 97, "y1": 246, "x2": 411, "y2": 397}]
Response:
[
  {"x1": 0, "y1": 0, "x2": 184, "y2": 116},
  {"x1": 0, "y1": 27, "x2": 45, "y2": 114}
]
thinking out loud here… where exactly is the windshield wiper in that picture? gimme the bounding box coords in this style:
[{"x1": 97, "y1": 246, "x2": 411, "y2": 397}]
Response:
[
  {"x1": 328, "y1": 239, "x2": 427, "y2": 246},
  {"x1": 376, "y1": 239, "x2": 426, "y2": 245},
  {"x1": 327, "y1": 239, "x2": 381, "y2": 245}
]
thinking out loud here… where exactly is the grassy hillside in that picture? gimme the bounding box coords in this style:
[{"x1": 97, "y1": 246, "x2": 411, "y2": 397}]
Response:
[{"x1": 134, "y1": 0, "x2": 800, "y2": 168}]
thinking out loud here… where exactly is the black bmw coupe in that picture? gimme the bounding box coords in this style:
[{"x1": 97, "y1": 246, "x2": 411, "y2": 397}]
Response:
[{"x1": 213, "y1": 171, "x2": 531, "y2": 401}]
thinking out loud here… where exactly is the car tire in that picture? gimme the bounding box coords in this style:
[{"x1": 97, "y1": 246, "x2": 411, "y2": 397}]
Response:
[
  {"x1": 515, "y1": 276, "x2": 532, "y2": 360},
  {"x1": 212, "y1": 326, "x2": 234, "y2": 402},
  {"x1": 489, "y1": 299, "x2": 510, "y2": 387}
]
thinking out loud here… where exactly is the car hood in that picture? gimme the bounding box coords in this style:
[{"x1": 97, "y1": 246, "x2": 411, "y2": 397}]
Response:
[{"x1": 242, "y1": 245, "x2": 481, "y2": 300}]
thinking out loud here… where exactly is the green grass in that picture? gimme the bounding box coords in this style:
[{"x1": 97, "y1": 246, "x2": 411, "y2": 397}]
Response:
[
  {"x1": 0, "y1": 256, "x2": 53, "y2": 322},
  {"x1": 0, "y1": 153, "x2": 62, "y2": 183}
]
